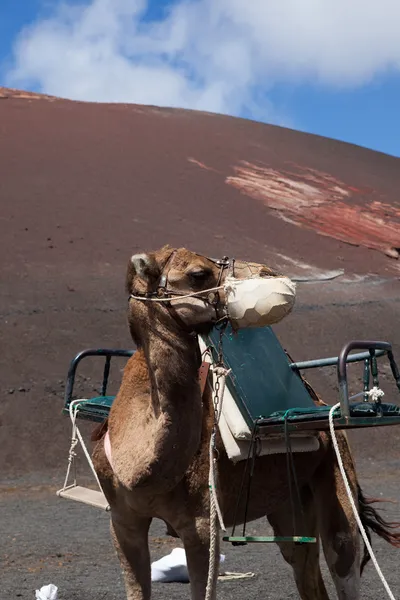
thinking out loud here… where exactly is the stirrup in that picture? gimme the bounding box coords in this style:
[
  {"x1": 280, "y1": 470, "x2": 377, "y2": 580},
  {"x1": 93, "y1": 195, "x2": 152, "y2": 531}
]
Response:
[
  {"x1": 57, "y1": 399, "x2": 110, "y2": 511},
  {"x1": 57, "y1": 485, "x2": 110, "y2": 510}
]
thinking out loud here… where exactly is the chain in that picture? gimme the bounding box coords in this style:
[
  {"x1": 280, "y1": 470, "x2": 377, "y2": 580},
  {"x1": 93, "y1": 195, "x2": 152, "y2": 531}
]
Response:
[
  {"x1": 210, "y1": 376, "x2": 220, "y2": 463},
  {"x1": 212, "y1": 325, "x2": 227, "y2": 441},
  {"x1": 215, "y1": 317, "x2": 228, "y2": 362},
  {"x1": 213, "y1": 376, "x2": 221, "y2": 422}
]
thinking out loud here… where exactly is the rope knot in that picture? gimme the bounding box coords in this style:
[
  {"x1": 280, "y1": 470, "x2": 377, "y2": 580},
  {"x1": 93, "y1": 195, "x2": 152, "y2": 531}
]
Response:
[
  {"x1": 367, "y1": 386, "x2": 385, "y2": 402},
  {"x1": 213, "y1": 366, "x2": 231, "y2": 378}
]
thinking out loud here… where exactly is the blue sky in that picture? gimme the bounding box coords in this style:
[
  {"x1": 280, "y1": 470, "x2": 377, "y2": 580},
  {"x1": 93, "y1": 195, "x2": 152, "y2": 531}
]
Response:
[{"x1": 1, "y1": 0, "x2": 400, "y2": 157}]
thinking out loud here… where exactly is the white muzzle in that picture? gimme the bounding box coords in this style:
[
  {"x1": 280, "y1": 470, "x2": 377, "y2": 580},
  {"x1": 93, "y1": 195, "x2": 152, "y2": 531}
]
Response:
[{"x1": 224, "y1": 276, "x2": 296, "y2": 329}]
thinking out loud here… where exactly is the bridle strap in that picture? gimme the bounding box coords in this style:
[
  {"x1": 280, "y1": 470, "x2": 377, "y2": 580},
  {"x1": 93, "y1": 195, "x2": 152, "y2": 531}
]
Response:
[
  {"x1": 157, "y1": 249, "x2": 178, "y2": 295},
  {"x1": 128, "y1": 252, "x2": 232, "y2": 333}
]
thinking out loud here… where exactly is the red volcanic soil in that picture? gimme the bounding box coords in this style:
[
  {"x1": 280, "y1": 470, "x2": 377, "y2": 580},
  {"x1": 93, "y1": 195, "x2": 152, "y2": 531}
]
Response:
[{"x1": 1, "y1": 87, "x2": 400, "y2": 479}]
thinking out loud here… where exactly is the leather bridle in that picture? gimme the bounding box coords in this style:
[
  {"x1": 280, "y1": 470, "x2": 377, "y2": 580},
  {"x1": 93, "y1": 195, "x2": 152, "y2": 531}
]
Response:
[{"x1": 128, "y1": 251, "x2": 232, "y2": 332}]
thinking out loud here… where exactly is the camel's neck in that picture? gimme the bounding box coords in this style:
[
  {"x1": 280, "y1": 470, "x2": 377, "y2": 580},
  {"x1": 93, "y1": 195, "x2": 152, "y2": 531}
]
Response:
[
  {"x1": 109, "y1": 317, "x2": 205, "y2": 493},
  {"x1": 143, "y1": 322, "x2": 201, "y2": 418}
]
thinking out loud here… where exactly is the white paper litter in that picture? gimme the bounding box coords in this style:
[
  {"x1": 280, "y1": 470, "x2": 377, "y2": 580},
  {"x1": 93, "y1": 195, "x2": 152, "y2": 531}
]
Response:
[
  {"x1": 35, "y1": 584, "x2": 58, "y2": 600},
  {"x1": 151, "y1": 548, "x2": 225, "y2": 583}
]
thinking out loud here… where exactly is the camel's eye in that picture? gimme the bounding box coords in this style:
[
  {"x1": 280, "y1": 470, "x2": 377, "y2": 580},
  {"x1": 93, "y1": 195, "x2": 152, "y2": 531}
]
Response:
[{"x1": 188, "y1": 269, "x2": 212, "y2": 282}]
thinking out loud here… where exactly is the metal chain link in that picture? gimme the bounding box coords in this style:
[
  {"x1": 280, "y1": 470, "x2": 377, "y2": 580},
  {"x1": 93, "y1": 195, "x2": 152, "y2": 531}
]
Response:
[{"x1": 211, "y1": 325, "x2": 228, "y2": 454}]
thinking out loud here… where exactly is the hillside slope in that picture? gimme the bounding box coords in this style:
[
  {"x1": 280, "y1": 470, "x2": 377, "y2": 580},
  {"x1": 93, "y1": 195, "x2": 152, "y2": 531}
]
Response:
[{"x1": 1, "y1": 88, "x2": 399, "y2": 478}]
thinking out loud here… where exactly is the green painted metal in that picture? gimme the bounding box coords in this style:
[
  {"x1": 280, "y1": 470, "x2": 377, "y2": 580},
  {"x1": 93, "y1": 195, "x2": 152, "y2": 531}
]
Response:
[
  {"x1": 289, "y1": 349, "x2": 386, "y2": 370},
  {"x1": 62, "y1": 329, "x2": 400, "y2": 433},
  {"x1": 223, "y1": 536, "x2": 317, "y2": 544},
  {"x1": 204, "y1": 325, "x2": 316, "y2": 429},
  {"x1": 63, "y1": 396, "x2": 115, "y2": 423},
  {"x1": 256, "y1": 403, "x2": 400, "y2": 428}
]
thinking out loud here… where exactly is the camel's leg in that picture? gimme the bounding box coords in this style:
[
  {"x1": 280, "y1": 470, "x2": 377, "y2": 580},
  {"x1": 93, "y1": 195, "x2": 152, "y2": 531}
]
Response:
[
  {"x1": 110, "y1": 515, "x2": 152, "y2": 600},
  {"x1": 267, "y1": 484, "x2": 329, "y2": 600},
  {"x1": 313, "y1": 435, "x2": 361, "y2": 600},
  {"x1": 173, "y1": 516, "x2": 219, "y2": 600}
]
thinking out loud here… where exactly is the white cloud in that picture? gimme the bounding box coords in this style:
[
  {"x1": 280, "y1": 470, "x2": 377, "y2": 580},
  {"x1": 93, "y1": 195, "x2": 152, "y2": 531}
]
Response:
[{"x1": 5, "y1": 0, "x2": 400, "y2": 121}]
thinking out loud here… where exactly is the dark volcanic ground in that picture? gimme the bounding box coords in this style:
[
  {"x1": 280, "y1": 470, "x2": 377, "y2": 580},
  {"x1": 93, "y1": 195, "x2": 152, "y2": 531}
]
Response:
[
  {"x1": 2, "y1": 462, "x2": 400, "y2": 600},
  {"x1": 1, "y1": 89, "x2": 400, "y2": 598}
]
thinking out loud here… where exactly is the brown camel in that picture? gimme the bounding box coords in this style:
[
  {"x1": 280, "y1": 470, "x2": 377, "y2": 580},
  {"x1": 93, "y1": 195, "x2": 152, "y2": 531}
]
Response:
[{"x1": 92, "y1": 245, "x2": 400, "y2": 600}]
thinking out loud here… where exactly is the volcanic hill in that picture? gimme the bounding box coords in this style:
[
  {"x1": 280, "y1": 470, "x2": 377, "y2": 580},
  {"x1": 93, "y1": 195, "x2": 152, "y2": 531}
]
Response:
[{"x1": 1, "y1": 87, "x2": 400, "y2": 480}]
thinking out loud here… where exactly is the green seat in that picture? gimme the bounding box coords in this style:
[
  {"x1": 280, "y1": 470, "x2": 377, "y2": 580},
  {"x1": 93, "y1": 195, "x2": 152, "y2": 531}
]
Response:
[
  {"x1": 205, "y1": 325, "x2": 316, "y2": 430},
  {"x1": 265, "y1": 402, "x2": 400, "y2": 423},
  {"x1": 64, "y1": 395, "x2": 115, "y2": 422},
  {"x1": 62, "y1": 332, "x2": 400, "y2": 431},
  {"x1": 204, "y1": 325, "x2": 400, "y2": 433}
]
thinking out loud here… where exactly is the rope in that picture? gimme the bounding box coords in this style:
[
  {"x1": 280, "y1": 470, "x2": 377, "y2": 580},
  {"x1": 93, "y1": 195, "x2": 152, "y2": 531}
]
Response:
[
  {"x1": 328, "y1": 403, "x2": 396, "y2": 600},
  {"x1": 61, "y1": 400, "x2": 105, "y2": 494},
  {"x1": 367, "y1": 386, "x2": 385, "y2": 402},
  {"x1": 349, "y1": 386, "x2": 385, "y2": 402},
  {"x1": 62, "y1": 428, "x2": 78, "y2": 491},
  {"x1": 205, "y1": 492, "x2": 219, "y2": 600},
  {"x1": 209, "y1": 437, "x2": 226, "y2": 532},
  {"x1": 129, "y1": 285, "x2": 224, "y2": 303},
  {"x1": 205, "y1": 365, "x2": 230, "y2": 600},
  {"x1": 209, "y1": 365, "x2": 229, "y2": 532}
]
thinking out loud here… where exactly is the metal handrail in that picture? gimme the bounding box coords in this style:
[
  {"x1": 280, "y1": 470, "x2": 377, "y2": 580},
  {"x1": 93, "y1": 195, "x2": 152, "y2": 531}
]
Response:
[
  {"x1": 289, "y1": 349, "x2": 387, "y2": 371},
  {"x1": 64, "y1": 348, "x2": 135, "y2": 407}
]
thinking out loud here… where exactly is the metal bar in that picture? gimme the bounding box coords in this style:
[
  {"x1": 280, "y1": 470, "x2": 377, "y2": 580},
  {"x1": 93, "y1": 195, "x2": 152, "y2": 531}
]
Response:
[
  {"x1": 387, "y1": 350, "x2": 400, "y2": 392},
  {"x1": 337, "y1": 341, "x2": 392, "y2": 418},
  {"x1": 363, "y1": 358, "x2": 370, "y2": 402},
  {"x1": 289, "y1": 349, "x2": 387, "y2": 371},
  {"x1": 222, "y1": 536, "x2": 317, "y2": 544},
  {"x1": 255, "y1": 415, "x2": 400, "y2": 435},
  {"x1": 64, "y1": 348, "x2": 135, "y2": 407},
  {"x1": 101, "y1": 356, "x2": 112, "y2": 397},
  {"x1": 370, "y1": 350, "x2": 380, "y2": 387}
]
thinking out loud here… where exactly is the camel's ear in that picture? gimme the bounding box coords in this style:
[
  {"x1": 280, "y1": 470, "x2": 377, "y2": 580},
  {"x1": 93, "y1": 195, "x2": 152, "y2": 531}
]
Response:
[
  {"x1": 130, "y1": 254, "x2": 153, "y2": 277},
  {"x1": 126, "y1": 253, "x2": 159, "y2": 292}
]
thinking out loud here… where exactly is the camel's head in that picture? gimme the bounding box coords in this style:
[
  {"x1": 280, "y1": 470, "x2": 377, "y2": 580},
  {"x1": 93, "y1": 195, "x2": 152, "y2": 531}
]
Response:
[{"x1": 126, "y1": 246, "x2": 296, "y2": 339}]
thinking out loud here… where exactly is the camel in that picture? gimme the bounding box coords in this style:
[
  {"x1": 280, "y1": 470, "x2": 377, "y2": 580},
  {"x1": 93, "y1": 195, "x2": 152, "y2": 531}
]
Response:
[{"x1": 92, "y1": 245, "x2": 400, "y2": 600}]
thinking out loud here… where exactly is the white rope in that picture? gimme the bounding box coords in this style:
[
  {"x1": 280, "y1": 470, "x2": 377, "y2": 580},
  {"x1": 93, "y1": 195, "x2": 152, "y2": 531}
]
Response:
[
  {"x1": 329, "y1": 403, "x2": 396, "y2": 600},
  {"x1": 61, "y1": 400, "x2": 104, "y2": 494},
  {"x1": 368, "y1": 386, "x2": 385, "y2": 402},
  {"x1": 205, "y1": 492, "x2": 219, "y2": 600},
  {"x1": 208, "y1": 438, "x2": 226, "y2": 533},
  {"x1": 129, "y1": 285, "x2": 224, "y2": 303},
  {"x1": 62, "y1": 425, "x2": 78, "y2": 491},
  {"x1": 349, "y1": 386, "x2": 385, "y2": 401},
  {"x1": 205, "y1": 366, "x2": 230, "y2": 600}
]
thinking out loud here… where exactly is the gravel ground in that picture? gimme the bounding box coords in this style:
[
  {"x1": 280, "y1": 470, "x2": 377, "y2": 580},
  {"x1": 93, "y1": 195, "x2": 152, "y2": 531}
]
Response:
[{"x1": 2, "y1": 458, "x2": 400, "y2": 600}]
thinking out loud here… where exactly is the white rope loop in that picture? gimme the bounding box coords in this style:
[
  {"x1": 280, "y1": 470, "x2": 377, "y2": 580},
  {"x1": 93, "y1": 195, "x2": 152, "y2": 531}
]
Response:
[
  {"x1": 61, "y1": 399, "x2": 105, "y2": 495},
  {"x1": 328, "y1": 403, "x2": 396, "y2": 600}
]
